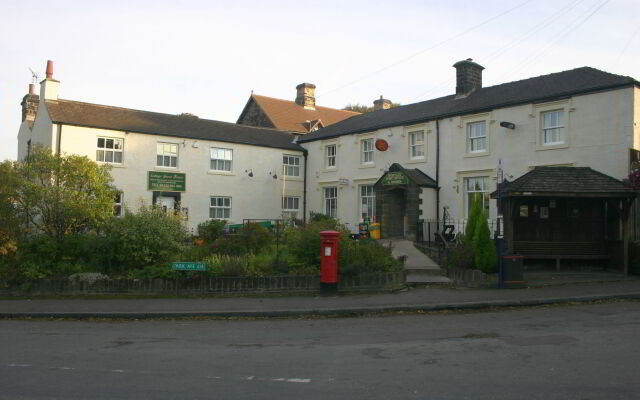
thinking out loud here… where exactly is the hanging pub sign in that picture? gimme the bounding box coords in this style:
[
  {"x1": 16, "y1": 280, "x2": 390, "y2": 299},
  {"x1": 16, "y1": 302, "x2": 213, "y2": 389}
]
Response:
[
  {"x1": 148, "y1": 171, "x2": 186, "y2": 191},
  {"x1": 382, "y1": 171, "x2": 408, "y2": 185}
]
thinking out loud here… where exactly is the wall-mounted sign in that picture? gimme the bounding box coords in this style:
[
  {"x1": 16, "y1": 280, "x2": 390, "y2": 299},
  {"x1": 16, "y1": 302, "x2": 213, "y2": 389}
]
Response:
[
  {"x1": 148, "y1": 171, "x2": 186, "y2": 192},
  {"x1": 375, "y1": 139, "x2": 389, "y2": 151},
  {"x1": 382, "y1": 171, "x2": 408, "y2": 185},
  {"x1": 339, "y1": 178, "x2": 349, "y2": 186}
]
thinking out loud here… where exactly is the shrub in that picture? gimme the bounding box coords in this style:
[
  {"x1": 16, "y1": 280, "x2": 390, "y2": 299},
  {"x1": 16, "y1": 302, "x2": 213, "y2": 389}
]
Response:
[
  {"x1": 197, "y1": 219, "x2": 226, "y2": 242},
  {"x1": 464, "y1": 194, "x2": 483, "y2": 244},
  {"x1": 285, "y1": 217, "x2": 348, "y2": 270},
  {"x1": 213, "y1": 223, "x2": 272, "y2": 256},
  {"x1": 340, "y1": 240, "x2": 403, "y2": 277},
  {"x1": 204, "y1": 254, "x2": 248, "y2": 277},
  {"x1": 473, "y1": 210, "x2": 497, "y2": 273},
  {"x1": 446, "y1": 240, "x2": 474, "y2": 269},
  {"x1": 100, "y1": 204, "x2": 189, "y2": 273}
]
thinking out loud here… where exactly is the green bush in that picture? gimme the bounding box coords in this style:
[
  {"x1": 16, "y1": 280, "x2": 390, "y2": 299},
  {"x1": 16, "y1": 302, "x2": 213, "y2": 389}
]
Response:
[
  {"x1": 197, "y1": 219, "x2": 226, "y2": 242},
  {"x1": 100, "y1": 204, "x2": 189, "y2": 273},
  {"x1": 446, "y1": 240, "x2": 474, "y2": 269},
  {"x1": 473, "y1": 210, "x2": 497, "y2": 273},
  {"x1": 285, "y1": 217, "x2": 348, "y2": 270},
  {"x1": 213, "y1": 223, "x2": 272, "y2": 256},
  {"x1": 340, "y1": 240, "x2": 403, "y2": 277},
  {"x1": 204, "y1": 254, "x2": 248, "y2": 277},
  {"x1": 464, "y1": 194, "x2": 483, "y2": 244}
]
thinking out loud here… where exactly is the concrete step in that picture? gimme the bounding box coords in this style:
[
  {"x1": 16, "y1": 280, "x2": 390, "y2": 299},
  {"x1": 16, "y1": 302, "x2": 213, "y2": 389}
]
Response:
[
  {"x1": 406, "y1": 274, "x2": 452, "y2": 284},
  {"x1": 404, "y1": 267, "x2": 447, "y2": 276}
]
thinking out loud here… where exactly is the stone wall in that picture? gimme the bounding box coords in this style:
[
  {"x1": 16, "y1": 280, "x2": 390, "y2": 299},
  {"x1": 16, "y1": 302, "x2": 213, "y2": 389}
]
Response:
[{"x1": 237, "y1": 100, "x2": 275, "y2": 129}]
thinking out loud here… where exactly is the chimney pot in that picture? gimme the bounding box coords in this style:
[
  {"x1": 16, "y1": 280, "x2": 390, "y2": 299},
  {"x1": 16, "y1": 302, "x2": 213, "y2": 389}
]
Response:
[
  {"x1": 295, "y1": 83, "x2": 316, "y2": 110},
  {"x1": 29, "y1": 83, "x2": 35, "y2": 95},
  {"x1": 373, "y1": 95, "x2": 392, "y2": 111},
  {"x1": 453, "y1": 58, "x2": 484, "y2": 98},
  {"x1": 46, "y1": 60, "x2": 53, "y2": 79}
]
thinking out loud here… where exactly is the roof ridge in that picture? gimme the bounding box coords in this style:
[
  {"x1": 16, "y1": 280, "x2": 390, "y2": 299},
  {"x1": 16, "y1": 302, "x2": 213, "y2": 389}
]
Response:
[
  {"x1": 47, "y1": 98, "x2": 293, "y2": 136},
  {"x1": 252, "y1": 93, "x2": 361, "y2": 114}
]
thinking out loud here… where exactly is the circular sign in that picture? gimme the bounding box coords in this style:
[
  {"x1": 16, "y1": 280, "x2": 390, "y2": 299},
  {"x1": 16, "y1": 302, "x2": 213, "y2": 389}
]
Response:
[{"x1": 375, "y1": 139, "x2": 389, "y2": 151}]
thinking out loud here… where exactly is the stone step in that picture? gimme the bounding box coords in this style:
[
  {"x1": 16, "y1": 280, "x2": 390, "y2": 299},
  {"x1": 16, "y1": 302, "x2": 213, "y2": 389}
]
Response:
[{"x1": 406, "y1": 274, "x2": 452, "y2": 284}]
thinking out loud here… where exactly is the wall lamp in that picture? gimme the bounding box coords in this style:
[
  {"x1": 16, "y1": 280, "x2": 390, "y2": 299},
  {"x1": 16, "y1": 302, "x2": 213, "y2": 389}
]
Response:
[
  {"x1": 500, "y1": 121, "x2": 516, "y2": 130},
  {"x1": 269, "y1": 171, "x2": 278, "y2": 179},
  {"x1": 245, "y1": 169, "x2": 254, "y2": 177}
]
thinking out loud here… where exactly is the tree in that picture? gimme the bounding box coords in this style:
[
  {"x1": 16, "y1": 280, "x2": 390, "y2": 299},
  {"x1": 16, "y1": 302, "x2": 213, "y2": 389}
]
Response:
[
  {"x1": 473, "y1": 208, "x2": 497, "y2": 273},
  {"x1": 464, "y1": 194, "x2": 483, "y2": 243},
  {"x1": 343, "y1": 102, "x2": 402, "y2": 113},
  {"x1": 8, "y1": 145, "x2": 117, "y2": 253},
  {"x1": 0, "y1": 161, "x2": 21, "y2": 255}
]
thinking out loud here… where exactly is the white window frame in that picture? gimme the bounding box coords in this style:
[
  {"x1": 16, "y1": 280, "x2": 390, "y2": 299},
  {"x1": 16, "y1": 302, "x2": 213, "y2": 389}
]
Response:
[
  {"x1": 156, "y1": 142, "x2": 178, "y2": 168},
  {"x1": 541, "y1": 110, "x2": 565, "y2": 146},
  {"x1": 359, "y1": 185, "x2": 375, "y2": 221},
  {"x1": 283, "y1": 155, "x2": 301, "y2": 177},
  {"x1": 325, "y1": 144, "x2": 337, "y2": 168},
  {"x1": 96, "y1": 137, "x2": 123, "y2": 165},
  {"x1": 209, "y1": 196, "x2": 231, "y2": 219},
  {"x1": 464, "y1": 176, "x2": 490, "y2": 218},
  {"x1": 114, "y1": 192, "x2": 123, "y2": 217},
  {"x1": 361, "y1": 138, "x2": 374, "y2": 164},
  {"x1": 408, "y1": 130, "x2": 425, "y2": 160},
  {"x1": 467, "y1": 121, "x2": 487, "y2": 153},
  {"x1": 210, "y1": 148, "x2": 233, "y2": 172},
  {"x1": 282, "y1": 196, "x2": 300, "y2": 219},
  {"x1": 324, "y1": 186, "x2": 337, "y2": 218}
]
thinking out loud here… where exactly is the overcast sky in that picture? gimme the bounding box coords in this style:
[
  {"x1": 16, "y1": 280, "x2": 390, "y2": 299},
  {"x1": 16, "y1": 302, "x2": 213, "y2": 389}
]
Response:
[{"x1": 1, "y1": 0, "x2": 639, "y2": 161}]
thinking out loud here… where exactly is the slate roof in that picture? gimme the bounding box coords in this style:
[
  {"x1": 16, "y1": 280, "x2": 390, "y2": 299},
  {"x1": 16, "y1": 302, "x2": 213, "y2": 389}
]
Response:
[
  {"x1": 494, "y1": 167, "x2": 636, "y2": 197},
  {"x1": 299, "y1": 67, "x2": 639, "y2": 143},
  {"x1": 375, "y1": 163, "x2": 437, "y2": 188},
  {"x1": 45, "y1": 99, "x2": 303, "y2": 151},
  {"x1": 238, "y1": 94, "x2": 360, "y2": 133}
]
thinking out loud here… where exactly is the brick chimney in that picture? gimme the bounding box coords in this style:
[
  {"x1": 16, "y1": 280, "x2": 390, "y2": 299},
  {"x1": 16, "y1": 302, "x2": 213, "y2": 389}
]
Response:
[
  {"x1": 21, "y1": 84, "x2": 39, "y2": 122},
  {"x1": 295, "y1": 83, "x2": 316, "y2": 110},
  {"x1": 453, "y1": 58, "x2": 484, "y2": 98},
  {"x1": 373, "y1": 95, "x2": 392, "y2": 111},
  {"x1": 40, "y1": 60, "x2": 60, "y2": 100}
]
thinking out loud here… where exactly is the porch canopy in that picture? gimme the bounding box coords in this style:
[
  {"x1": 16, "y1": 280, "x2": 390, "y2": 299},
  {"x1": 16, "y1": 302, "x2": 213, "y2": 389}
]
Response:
[
  {"x1": 491, "y1": 167, "x2": 637, "y2": 272},
  {"x1": 373, "y1": 163, "x2": 437, "y2": 240}
]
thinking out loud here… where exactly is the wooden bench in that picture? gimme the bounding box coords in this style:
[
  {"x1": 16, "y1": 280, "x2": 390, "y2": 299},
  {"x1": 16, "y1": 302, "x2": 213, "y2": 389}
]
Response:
[{"x1": 512, "y1": 241, "x2": 610, "y2": 270}]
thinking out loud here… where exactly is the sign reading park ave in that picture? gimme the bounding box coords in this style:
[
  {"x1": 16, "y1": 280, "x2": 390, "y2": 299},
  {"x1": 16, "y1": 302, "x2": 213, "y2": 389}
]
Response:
[
  {"x1": 148, "y1": 171, "x2": 186, "y2": 191},
  {"x1": 172, "y1": 262, "x2": 206, "y2": 271},
  {"x1": 382, "y1": 171, "x2": 408, "y2": 185}
]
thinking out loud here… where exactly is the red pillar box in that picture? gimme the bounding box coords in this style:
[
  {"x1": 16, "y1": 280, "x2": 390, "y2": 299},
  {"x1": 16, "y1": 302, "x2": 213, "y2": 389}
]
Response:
[{"x1": 319, "y1": 230, "x2": 340, "y2": 293}]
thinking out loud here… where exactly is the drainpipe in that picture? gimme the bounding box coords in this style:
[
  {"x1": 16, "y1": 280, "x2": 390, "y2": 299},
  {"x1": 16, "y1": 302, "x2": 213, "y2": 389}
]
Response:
[
  {"x1": 303, "y1": 149, "x2": 308, "y2": 225},
  {"x1": 56, "y1": 124, "x2": 62, "y2": 155},
  {"x1": 436, "y1": 119, "x2": 440, "y2": 232}
]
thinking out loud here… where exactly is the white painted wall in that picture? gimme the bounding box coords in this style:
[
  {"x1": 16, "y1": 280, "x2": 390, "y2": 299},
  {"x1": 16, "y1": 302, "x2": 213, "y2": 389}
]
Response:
[
  {"x1": 303, "y1": 86, "x2": 637, "y2": 227},
  {"x1": 302, "y1": 121, "x2": 437, "y2": 231},
  {"x1": 16, "y1": 101, "x2": 55, "y2": 160},
  {"x1": 56, "y1": 124, "x2": 304, "y2": 232}
]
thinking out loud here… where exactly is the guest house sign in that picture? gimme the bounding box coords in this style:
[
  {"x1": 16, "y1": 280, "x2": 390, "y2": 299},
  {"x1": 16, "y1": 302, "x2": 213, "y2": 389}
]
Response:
[
  {"x1": 148, "y1": 171, "x2": 186, "y2": 191},
  {"x1": 381, "y1": 171, "x2": 408, "y2": 186}
]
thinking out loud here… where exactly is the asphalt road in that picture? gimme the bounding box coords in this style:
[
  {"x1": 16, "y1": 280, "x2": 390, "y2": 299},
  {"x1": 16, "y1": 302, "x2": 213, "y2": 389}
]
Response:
[{"x1": 1, "y1": 302, "x2": 639, "y2": 400}]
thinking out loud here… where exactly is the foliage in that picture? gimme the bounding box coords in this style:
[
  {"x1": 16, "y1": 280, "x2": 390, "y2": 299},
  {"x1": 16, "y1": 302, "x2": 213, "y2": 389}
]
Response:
[
  {"x1": 285, "y1": 216, "x2": 348, "y2": 270},
  {"x1": 8, "y1": 145, "x2": 117, "y2": 250},
  {"x1": 473, "y1": 210, "x2": 497, "y2": 273},
  {"x1": 446, "y1": 240, "x2": 475, "y2": 269},
  {"x1": 0, "y1": 160, "x2": 21, "y2": 256},
  {"x1": 629, "y1": 169, "x2": 640, "y2": 190},
  {"x1": 197, "y1": 219, "x2": 226, "y2": 242},
  {"x1": 212, "y1": 223, "x2": 272, "y2": 256},
  {"x1": 464, "y1": 194, "x2": 483, "y2": 244},
  {"x1": 100, "y1": 204, "x2": 189, "y2": 273},
  {"x1": 204, "y1": 254, "x2": 249, "y2": 277},
  {"x1": 343, "y1": 102, "x2": 402, "y2": 113},
  {"x1": 340, "y1": 240, "x2": 403, "y2": 277}
]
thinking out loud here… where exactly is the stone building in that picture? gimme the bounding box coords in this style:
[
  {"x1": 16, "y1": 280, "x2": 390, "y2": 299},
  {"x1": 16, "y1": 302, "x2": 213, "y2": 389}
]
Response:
[{"x1": 236, "y1": 83, "x2": 360, "y2": 134}]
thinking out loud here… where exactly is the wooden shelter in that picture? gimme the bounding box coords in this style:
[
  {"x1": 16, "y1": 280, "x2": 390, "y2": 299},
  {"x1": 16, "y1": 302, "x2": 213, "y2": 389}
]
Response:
[{"x1": 492, "y1": 167, "x2": 637, "y2": 273}]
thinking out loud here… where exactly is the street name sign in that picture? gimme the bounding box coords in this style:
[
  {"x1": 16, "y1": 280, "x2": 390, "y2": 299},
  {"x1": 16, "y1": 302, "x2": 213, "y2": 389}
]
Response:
[{"x1": 172, "y1": 262, "x2": 206, "y2": 271}]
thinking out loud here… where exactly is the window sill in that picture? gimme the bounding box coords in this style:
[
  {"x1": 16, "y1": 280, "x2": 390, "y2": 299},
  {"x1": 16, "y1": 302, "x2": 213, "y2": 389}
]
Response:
[
  {"x1": 281, "y1": 176, "x2": 303, "y2": 182},
  {"x1": 407, "y1": 158, "x2": 426, "y2": 164},
  {"x1": 536, "y1": 143, "x2": 569, "y2": 151},
  {"x1": 322, "y1": 168, "x2": 337, "y2": 173},
  {"x1": 464, "y1": 151, "x2": 489, "y2": 158},
  {"x1": 99, "y1": 162, "x2": 126, "y2": 168},
  {"x1": 207, "y1": 170, "x2": 235, "y2": 176},
  {"x1": 359, "y1": 163, "x2": 376, "y2": 169},
  {"x1": 154, "y1": 166, "x2": 181, "y2": 171}
]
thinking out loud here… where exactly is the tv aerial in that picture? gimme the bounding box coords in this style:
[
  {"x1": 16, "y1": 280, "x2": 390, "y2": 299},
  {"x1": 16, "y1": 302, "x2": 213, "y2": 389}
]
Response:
[{"x1": 28, "y1": 67, "x2": 39, "y2": 84}]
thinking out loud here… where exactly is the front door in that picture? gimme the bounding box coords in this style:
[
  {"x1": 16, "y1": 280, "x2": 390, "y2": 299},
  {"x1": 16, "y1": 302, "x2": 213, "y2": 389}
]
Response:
[{"x1": 157, "y1": 196, "x2": 175, "y2": 212}]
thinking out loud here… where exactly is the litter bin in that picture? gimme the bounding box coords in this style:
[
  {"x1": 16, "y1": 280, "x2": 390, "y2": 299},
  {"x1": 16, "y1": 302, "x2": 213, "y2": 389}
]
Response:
[
  {"x1": 502, "y1": 255, "x2": 525, "y2": 288},
  {"x1": 369, "y1": 223, "x2": 381, "y2": 240}
]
